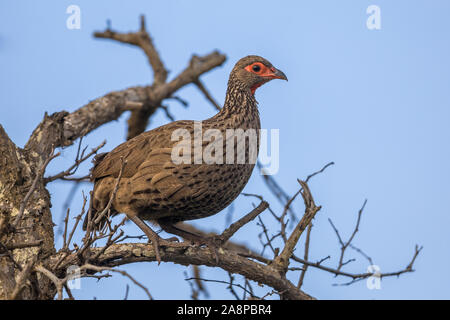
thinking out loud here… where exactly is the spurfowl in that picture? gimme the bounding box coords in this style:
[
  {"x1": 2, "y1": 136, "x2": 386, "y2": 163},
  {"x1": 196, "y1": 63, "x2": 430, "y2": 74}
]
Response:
[{"x1": 84, "y1": 55, "x2": 287, "y2": 263}]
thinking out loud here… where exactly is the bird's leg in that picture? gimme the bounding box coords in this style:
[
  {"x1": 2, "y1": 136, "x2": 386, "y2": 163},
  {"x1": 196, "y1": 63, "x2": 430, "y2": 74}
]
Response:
[
  {"x1": 127, "y1": 215, "x2": 179, "y2": 265},
  {"x1": 158, "y1": 221, "x2": 223, "y2": 264},
  {"x1": 158, "y1": 222, "x2": 203, "y2": 242}
]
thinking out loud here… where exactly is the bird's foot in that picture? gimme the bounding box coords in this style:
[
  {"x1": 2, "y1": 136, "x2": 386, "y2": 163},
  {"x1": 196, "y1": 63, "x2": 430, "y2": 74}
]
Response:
[
  {"x1": 147, "y1": 235, "x2": 187, "y2": 265},
  {"x1": 156, "y1": 220, "x2": 225, "y2": 264},
  {"x1": 146, "y1": 232, "x2": 163, "y2": 265},
  {"x1": 128, "y1": 215, "x2": 186, "y2": 265}
]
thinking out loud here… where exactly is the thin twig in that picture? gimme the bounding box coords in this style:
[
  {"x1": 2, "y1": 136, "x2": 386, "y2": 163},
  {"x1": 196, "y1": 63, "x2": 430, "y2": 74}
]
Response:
[
  {"x1": 44, "y1": 140, "x2": 105, "y2": 184},
  {"x1": 220, "y1": 201, "x2": 269, "y2": 243},
  {"x1": 273, "y1": 180, "x2": 321, "y2": 273},
  {"x1": 297, "y1": 224, "x2": 312, "y2": 288},
  {"x1": 185, "y1": 277, "x2": 255, "y2": 299},
  {"x1": 292, "y1": 245, "x2": 422, "y2": 284},
  {"x1": 329, "y1": 199, "x2": 367, "y2": 271},
  {"x1": 81, "y1": 264, "x2": 153, "y2": 299},
  {"x1": 35, "y1": 265, "x2": 65, "y2": 300},
  {"x1": 305, "y1": 162, "x2": 335, "y2": 183}
]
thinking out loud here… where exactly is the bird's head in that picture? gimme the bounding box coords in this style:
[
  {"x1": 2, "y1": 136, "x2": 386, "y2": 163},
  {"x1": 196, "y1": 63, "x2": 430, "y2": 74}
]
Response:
[{"x1": 230, "y1": 55, "x2": 288, "y2": 95}]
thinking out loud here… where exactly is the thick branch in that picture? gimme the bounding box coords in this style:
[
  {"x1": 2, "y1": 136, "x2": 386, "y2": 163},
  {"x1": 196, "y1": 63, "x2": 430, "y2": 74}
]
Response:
[
  {"x1": 25, "y1": 87, "x2": 150, "y2": 151},
  {"x1": 0, "y1": 125, "x2": 56, "y2": 299},
  {"x1": 25, "y1": 50, "x2": 226, "y2": 152},
  {"x1": 48, "y1": 243, "x2": 313, "y2": 300},
  {"x1": 92, "y1": 16, "x2": 226, "y2": 140},
  {"x1": 152, "y1": 52, "x2": 226, "y2": 103},
  {"x1": 93, "y1": 15, "x2": 169, "y2": 140}
]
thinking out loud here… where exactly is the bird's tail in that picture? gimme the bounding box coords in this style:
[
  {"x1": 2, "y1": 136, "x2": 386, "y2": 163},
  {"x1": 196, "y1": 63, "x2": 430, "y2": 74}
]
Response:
[
  {"x1": 83, "y1": 152, "x2": 117, "y2": 232},
  {"x1": 82, "y1": 189, "x2": 96, "y2": 231},
  {"x1": 82, "y1": 186, "x2": 118, "y2": 232}
]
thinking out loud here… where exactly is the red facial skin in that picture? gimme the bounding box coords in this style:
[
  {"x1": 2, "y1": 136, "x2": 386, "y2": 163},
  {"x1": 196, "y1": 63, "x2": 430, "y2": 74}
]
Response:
[{"x1": 244, "y1": 62, "x2": 283, "y2": 94}]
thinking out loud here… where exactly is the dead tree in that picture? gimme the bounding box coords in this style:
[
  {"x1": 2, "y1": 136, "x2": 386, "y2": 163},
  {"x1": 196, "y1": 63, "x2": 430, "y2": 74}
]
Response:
[{"x1": 0, "y1": 16, "x2": 420, "y2": 300}]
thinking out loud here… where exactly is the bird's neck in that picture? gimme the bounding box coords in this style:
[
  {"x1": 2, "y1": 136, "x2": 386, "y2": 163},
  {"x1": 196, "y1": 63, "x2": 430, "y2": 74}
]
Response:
[{"x1": 212, "y1": 78, "x2": 260, "y2": 128}]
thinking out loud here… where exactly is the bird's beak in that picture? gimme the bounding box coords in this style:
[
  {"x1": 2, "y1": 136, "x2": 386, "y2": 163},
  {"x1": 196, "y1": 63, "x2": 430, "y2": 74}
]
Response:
[{"x1": 269, "y1": 67, "x2": 288, "y2": 81}]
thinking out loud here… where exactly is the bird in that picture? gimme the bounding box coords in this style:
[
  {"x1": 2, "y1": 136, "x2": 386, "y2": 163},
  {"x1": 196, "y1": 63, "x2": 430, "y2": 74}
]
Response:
[{"x1": 83, "y1": 55, "x2": 287, "y2": 263}]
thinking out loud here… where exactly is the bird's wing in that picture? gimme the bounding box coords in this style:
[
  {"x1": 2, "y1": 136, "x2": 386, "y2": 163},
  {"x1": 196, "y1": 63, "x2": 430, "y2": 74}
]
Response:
[
  {"x1": 91, "y1": 120, "x2": 194, "y2": 180},
  {"x1": 130, "y1": 122, "x2": 209, "y2": 202},
  {"x1": 130, "y1": 139, "x2": 208, "y2": 203}
]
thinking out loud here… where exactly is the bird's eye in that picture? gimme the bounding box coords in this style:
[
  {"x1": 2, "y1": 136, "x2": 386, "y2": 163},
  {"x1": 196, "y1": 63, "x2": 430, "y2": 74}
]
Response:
[{"x1": 252, "y1": 64, "x2": 261, "y2": 72}]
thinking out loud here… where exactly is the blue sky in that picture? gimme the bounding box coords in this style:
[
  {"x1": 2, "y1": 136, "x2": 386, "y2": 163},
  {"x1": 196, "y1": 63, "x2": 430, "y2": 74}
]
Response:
[{"x1": 1, "y1": 0, "x2": 449, "y2": 299}]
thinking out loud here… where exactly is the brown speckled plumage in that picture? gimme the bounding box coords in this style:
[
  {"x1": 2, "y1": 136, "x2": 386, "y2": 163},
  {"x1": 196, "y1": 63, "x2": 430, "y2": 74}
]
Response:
[{"x1": 85, "y1": 55, "x2": 287, "y2": 238}]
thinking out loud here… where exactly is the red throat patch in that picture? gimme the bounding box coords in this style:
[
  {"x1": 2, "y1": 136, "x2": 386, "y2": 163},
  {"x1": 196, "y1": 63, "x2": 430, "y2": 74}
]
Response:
[{"x1": 250, "y1": 82, "x2": 264, "y2": 95}]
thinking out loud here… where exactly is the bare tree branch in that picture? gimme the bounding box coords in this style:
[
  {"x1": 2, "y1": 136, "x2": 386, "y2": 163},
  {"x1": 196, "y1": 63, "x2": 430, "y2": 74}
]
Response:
[
  {"x1": 220, "y1": 201, "x2": 269, "y2": 244},
  {"x1": 94, "y1": 15, "x2": 167, "y2": 85},
  {"x1": 297, "y1": 224, "x2": 312, "y2": 288},
  {"x1": 273, "y1": 180, "x2": 321, "y2": 273},
  {"x1": 292, "y1": 245, "x2": 422, "y2": 284},
  {"x1": 194, "y1": 79, "x2": 221, "y2": 111},
  {"x1": 185, "y1": 275, "x2": 255, "y2": 300},
  {"x1": 79, "y1": 264, "x2": 152, "y2": 299},
  {"x1": 329, "y1": 199, "x2": 367, "y2": 271},
  {"x1": 49, "y1": 242, "x2": 313, "y2": 300},
  {"x1": 44, "y1": 140, "x2": 106, "y2": 184},
  {"x1": 25, "y1": 49, "x2": 225, "y2": 153}
]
